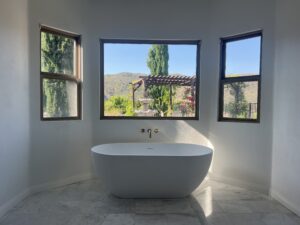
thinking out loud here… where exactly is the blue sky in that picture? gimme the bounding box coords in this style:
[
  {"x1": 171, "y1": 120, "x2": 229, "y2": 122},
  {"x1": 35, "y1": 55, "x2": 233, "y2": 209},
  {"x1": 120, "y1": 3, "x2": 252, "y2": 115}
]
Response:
[
  {"x1": 104, "y1": 37, "x2": 261, "y2": 76},
  {"x1": 104, "y1": 44, "x2": 197, "y2": 76},
  {"x1": 225, "y1": 36, "x2": 261, "y2": 75}
]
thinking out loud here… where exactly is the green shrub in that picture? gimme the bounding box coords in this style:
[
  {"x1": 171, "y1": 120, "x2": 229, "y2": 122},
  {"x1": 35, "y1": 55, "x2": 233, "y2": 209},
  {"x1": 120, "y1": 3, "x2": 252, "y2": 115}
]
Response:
[{"x1": 105, "y1": 96, "x2": 135, "y2": 116}]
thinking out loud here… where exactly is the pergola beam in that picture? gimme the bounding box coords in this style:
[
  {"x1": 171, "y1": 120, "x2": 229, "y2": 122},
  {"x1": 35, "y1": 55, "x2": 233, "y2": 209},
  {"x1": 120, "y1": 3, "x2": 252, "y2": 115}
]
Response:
[
  {"x1": 130, "y1": 75, "x2": 196, "y2": 110},
  {"x1": 139, "y1": 75, "x2": 196, "y2": 89}
]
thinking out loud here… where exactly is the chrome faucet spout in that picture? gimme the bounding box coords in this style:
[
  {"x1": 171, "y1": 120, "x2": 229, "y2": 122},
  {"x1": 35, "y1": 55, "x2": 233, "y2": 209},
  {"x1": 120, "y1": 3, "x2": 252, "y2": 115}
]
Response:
[{"x1": 147, "y1": 129, "x2": 152, "y2": 139}]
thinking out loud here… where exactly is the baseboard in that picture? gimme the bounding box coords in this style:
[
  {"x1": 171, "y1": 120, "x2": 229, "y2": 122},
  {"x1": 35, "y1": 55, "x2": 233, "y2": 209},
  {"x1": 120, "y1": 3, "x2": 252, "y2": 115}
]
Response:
[
  {"x1": 0, "y1": 173, "x2": 93, "y2": 220},
  {"x1": 209, "y1": 173, "x2": 269, "y2": 194},
  {"x1": 271, "y1": 190, "x2": 300, "y2": 216},
  {"x1": 0, "y1": 188, "x2": 31, "y2": 219},
  {"x1": 30, "y1": 173, "x2": 93, "y2": 194}
]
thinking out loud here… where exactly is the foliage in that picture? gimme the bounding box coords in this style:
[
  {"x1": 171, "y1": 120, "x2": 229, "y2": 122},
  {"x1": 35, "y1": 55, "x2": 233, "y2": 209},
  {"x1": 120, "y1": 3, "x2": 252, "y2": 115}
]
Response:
[
  {"x1": 41, "y1": 32, "x2": 74, "y2": 117},
  {"x1": 104, "y1": 96, "x2": 135, "y2": 116},
  {"x1": 172, "y1": 87, "x2": 195, "y2": 116},
  {"x1": 147, "y1": 45, "x2": 169, "y2": 75},
  {"x1": 42, "y1": 79, "x2": 69, "y2": 117},
  {"x1": 225, "y1": 82, "x2": 249, "y2": 118},
  {"x1": 147, "y1": 45, "x2": 170, "y2": 117},
  {"x1": 181, "y1": 88, "x2": 195, "y2": 116},
  {"x1": 125, "y1": 101, "x2": 136, "y2": 116}
]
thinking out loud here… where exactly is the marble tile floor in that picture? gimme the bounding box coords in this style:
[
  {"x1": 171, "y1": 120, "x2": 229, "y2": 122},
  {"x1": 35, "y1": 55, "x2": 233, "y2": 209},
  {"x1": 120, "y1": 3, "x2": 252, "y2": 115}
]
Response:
[{"x1": 0, "y1": 178, "x2": 299, "y2": 225}]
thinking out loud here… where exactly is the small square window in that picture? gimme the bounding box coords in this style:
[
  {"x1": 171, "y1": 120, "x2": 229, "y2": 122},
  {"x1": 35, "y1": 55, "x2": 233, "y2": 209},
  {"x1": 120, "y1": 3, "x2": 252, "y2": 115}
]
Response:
[
  {"x1": 219, "y1": 31, "x2": 262, "y2": 122},
  {"x1": 41, "y1": 31, "x2": 76, "y2": 76},
  {"x1": 225, "y1": 36, "x2": 261, "y2": 77},
  {"x1": 222, "y1": 81, "x2": 258, "y2": 120},
  {"x1": 42, "y1": 78, "x2": 79, "y2": 118}
]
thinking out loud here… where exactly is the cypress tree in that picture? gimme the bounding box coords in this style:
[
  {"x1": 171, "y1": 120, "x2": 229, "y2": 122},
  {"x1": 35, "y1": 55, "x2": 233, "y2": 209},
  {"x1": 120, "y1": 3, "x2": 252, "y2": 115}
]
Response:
[
  {"x1": 225, "y1": 82, "x2": 249, "y2": 118},
  {"x1": 147, "y1": 45, "x2": 170, "y2": 116},
  {"x1": 41, "y1": 32, "x2": 73, "y2": 117}
]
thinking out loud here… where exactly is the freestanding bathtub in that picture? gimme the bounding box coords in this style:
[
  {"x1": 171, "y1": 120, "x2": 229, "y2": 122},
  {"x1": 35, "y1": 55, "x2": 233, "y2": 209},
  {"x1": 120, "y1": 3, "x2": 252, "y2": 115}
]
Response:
[{"x1": 91, "y1": 143, "x2": 213, "y2": 198}]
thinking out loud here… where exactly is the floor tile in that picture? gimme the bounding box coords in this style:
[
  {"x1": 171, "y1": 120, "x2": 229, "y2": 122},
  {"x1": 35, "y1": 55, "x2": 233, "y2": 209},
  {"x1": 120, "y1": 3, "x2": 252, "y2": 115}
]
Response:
[
  {"x1": 218, "y1": 200, "x2": 253, "y2": 213},
  {"x1": 0, "y1": 178, "x2": 299, "y2": 225},
  {"x1": 246, "y1": 200, "x2": 292, "y2": 213},
  {"x1": 134, "y1": 213, "x2": 202, "y2": 225},
  {"x1": 134, "y1": 198, "x2": 194, "y2": 214},
  {"x1": 205, "y1": 213, "x2": 232, "y2": 225},
  {"x1": 262, "y1": 213, "x2": 300, "y2": 225},
  {"x1": 228, "y1": 213, "x2": 267, "y2": 225},
  {"x1": 102, "y1": 214, "x2": 135, "y2": 225}
]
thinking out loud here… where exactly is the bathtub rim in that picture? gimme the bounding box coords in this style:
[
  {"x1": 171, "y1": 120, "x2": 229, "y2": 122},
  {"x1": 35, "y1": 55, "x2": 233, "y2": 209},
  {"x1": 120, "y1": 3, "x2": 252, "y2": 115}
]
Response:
[{"x1": 91, "y1": 142, "x2": 213, "y2": 157}]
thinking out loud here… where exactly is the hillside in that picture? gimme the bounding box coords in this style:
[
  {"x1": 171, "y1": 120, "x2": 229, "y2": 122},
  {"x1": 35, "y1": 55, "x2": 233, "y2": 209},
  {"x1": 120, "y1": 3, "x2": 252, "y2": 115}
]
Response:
[
  {"x1": 104, "y1": 73, "x2": 145, "y2": 99},
  {"x1": 104, "y1": 72, "x2": 189, "y2": 100}
]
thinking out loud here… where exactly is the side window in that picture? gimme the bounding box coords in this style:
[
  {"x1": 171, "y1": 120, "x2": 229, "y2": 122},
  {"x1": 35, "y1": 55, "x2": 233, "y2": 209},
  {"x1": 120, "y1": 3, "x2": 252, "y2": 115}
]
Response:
[
  {"x1": 219, "y1": 31, "x2": 262, "y2": 122},
  {"x1": 40, "y1": 26, "x2": 82, "y2": 120}
]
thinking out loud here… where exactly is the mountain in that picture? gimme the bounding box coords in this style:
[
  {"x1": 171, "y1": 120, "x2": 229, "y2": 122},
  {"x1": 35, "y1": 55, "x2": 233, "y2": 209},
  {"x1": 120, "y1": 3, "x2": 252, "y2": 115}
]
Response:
[
  {"x1": 104, "y1": 73, "x2": 145, "y2": 99},
  {"x1": 104, "y1": 72, "x2": 193, "y2": 100}
]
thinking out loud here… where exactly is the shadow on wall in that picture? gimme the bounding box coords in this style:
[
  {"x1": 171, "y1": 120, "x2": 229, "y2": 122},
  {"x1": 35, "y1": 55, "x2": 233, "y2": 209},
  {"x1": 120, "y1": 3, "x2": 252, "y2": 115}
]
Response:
[{"x1": 93, "y1": 120, "x2": 213, "y2": 147}]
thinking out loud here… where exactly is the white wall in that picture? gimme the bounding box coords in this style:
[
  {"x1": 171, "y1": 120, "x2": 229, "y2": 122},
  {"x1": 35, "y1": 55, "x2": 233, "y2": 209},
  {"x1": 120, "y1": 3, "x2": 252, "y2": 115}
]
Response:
[
  {"x1": 207, "y1": 0, "x2": 275, "y2": 192},
  {"x1": 271, "y1": 0, "x2": 300, "y2": 216},
  {"x1": 0, "y1": 0, "x2": 31, "y2": 217},
  {"x1": 28, "y1": 0, "x2": 94, "y2": 187}
]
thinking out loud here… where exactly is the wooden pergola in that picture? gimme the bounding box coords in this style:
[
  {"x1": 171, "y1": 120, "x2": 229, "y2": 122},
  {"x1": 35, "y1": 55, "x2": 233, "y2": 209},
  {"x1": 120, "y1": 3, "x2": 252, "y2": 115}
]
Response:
[{"x1": 130, "y1": 75, "x2": 196, "y2": 110}]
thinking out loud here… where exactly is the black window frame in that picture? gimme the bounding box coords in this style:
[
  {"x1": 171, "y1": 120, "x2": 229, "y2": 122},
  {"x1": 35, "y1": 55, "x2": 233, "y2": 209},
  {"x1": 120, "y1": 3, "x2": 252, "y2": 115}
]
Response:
[
  {"x1": 40, "y1": 25, "x2": 82, "y2": 121},
  {"x1": 100, "y1": 39, "x2": 201, "y2": 120},
  {"x1": 218, "y1": 31, "x2": 262, "y2": 123}
]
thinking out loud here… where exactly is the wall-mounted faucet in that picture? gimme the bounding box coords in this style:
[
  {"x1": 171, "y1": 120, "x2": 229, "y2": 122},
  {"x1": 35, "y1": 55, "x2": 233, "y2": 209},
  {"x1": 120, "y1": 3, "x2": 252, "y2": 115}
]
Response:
[
  {"x1": 147, "y1": 129, "x2": 152, "y2": 139},
  {"x1": 141, "y1": 128, "x2": 159, "y2": 139}
]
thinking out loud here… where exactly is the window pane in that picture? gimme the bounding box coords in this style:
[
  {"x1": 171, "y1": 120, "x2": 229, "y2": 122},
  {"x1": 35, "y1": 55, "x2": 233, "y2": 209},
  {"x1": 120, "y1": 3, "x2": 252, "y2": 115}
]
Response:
[
  {"x1": 103, "y1": 42, "x2": 198, "y2": 118},
  {"x1": 225, "y1": 36, "x2": 261, "y2": 77},
  {"x1": 223, "y1": 81, "x2": 258, "y2": 119},
  {"x1": 41, "y1": 31, "x2": 76, "y2": 75},
  {"x1": 43, "y1": 79, "x2": 78, "y2": 118}
]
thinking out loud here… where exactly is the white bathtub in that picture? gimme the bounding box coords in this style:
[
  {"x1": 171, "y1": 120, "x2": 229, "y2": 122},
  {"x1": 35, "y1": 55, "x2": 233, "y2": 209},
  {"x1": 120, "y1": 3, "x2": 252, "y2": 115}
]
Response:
[{"x1": 91, "y1": 143, "x2": 213, "y2": 198}]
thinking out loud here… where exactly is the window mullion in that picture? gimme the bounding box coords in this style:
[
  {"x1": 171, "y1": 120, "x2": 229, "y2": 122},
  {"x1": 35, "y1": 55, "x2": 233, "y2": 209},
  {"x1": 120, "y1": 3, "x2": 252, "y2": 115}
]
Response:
[
  {"x1": 222, "y1": 75, "x2": 260, "y2": 84},
  {"x1": 41, "y1": 72, "x2": 79, "y2": 83}
]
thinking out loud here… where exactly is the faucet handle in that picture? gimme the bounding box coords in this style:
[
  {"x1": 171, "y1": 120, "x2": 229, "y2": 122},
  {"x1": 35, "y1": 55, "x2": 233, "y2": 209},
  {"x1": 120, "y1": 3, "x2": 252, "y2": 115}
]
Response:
[
  {"x1": 154, "y1": 128, "x2": 159, "y2": 133},
  {"x1": 140, "y1": 128, "x2": 145, "y2": 133}
]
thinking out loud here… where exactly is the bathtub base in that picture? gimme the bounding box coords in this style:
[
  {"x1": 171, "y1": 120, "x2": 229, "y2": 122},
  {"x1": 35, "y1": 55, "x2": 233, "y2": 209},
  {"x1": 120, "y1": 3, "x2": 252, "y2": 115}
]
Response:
[{"x1": 92, "y1": 143, "x2": 213, "y2": 199}]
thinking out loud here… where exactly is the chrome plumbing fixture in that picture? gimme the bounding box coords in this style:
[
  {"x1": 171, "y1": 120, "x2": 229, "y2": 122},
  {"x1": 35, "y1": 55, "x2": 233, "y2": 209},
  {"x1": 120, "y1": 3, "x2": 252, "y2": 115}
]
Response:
[{"x1": 141, "y1": 128, "x2": 159, "y2": 138}]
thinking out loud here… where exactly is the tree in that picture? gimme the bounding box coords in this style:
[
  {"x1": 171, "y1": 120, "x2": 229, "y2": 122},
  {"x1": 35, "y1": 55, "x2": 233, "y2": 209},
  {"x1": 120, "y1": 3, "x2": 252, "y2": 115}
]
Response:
[
  {"x1": 41, "y1": 32, "x2": 74, "y2": 117},
  {"x1": 104, "y1": 96, "x2": 135, "y2": 116},
  {"x1": 147, "y1": 45, "x2": 170, "y2": 117},
  {"x1": 225, "y1": 82, "x2": 248, "y2": 118}
]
